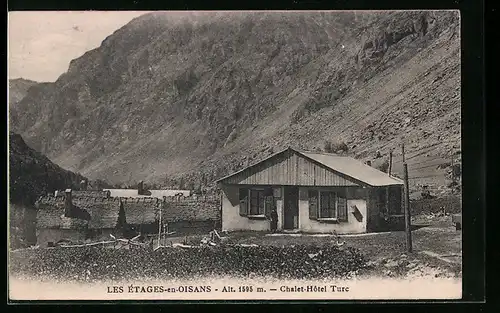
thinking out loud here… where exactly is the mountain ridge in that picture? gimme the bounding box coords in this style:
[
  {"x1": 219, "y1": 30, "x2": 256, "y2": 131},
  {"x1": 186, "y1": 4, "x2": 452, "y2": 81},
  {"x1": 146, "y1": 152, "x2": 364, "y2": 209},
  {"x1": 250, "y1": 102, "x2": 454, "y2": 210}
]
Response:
[
  {"x1": 9, "y1": 11, "x2": 461, "y2": 196},
  {"x1": 8, "y1": 78, "x2": 39, "y2": 106},
  {"x1": 8, "y1": 132, "x2": 110, "y2": 205}
]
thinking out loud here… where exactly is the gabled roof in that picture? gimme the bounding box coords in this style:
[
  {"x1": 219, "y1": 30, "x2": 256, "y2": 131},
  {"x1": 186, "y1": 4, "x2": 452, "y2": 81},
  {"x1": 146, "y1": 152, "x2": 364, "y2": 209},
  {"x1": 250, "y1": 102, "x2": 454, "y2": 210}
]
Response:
[
  {"x1": 298, "y1": 150, "x2": 404, "y2": 186},
  {"x1": 216, "y1": 147, "x2": 403, "y2": 187}
]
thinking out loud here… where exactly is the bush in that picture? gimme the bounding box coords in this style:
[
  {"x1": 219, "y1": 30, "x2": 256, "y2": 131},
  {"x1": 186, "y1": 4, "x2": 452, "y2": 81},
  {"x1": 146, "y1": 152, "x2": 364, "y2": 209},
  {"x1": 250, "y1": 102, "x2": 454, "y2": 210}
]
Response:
[
  {"x1": 410, "y1": 196, "x2": 462, "y2": 215},
  {"x1": 377, "y1": 159, "x2": 389, "y2": 173},
  {"x1": 451, "y1": 163, "x2": 461, "y2": 178},
  {"x1": 324, "y1": 140, "x2": 349, "y2": 154}
]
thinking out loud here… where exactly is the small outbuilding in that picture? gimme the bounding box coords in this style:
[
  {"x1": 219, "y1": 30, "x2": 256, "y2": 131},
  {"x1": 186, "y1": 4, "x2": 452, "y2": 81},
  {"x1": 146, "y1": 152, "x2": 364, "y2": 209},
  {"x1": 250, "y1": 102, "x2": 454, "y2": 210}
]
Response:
[
  {"x1": 81, "y1": 197, "x2": 124, "y2": 240},
  {"x1": 160, "y1": 195, "x2": 221, "y2": 236},
  {"x1": 121, "y1": 197, "x2": 162, "y2": 236},
  {"x1": 216, "y1": 147, "x2": 404, "y2": 234},
  {"x1": 35, "y1": 190, "x2": 124, "y2": 245},
  {"x1": 35, "y1": 190, "x2": 91, "y2": 247}
]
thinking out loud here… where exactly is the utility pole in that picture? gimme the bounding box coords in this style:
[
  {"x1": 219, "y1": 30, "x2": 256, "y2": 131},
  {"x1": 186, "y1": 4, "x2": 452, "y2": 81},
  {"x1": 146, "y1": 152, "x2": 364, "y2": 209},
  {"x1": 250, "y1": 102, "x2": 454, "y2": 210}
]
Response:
[
  {"x1": 389, "y1": 150, "x2": 393, "y2": 176},
  {"x1": 402, "y1": 143, "x2": 413, "y2": 253},
  {"x1": 158, "y1": 205, "x2": 162, "y2": 249},
  {"x1": 449, "y1": 154, "x2": 455, "y2": 215},
  {"x1": 402, "y1": 143, "x2": 406, "y2": 163},
  {"x1": 451, "y1": 155, "x2": 455, "y2": 187}
]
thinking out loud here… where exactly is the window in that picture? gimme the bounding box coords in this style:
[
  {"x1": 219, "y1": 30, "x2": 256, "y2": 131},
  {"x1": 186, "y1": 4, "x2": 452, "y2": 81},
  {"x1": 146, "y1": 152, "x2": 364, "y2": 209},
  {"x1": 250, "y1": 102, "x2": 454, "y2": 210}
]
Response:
[
  {"x1": 319, "y1": 191, "x2": 337, "y2": 218},
  {"x1": 239, "y1": 188, "x2": 248, "y2": 216},
  {"x1": 308, "y1": 189, "x2": 348, "y2": 222},
  {"x1": 239, "y1": 187, "x2": 274, "y2": 218},
  {"x1": 250, "y1": 189, "x2": 266, "y2": 216}
]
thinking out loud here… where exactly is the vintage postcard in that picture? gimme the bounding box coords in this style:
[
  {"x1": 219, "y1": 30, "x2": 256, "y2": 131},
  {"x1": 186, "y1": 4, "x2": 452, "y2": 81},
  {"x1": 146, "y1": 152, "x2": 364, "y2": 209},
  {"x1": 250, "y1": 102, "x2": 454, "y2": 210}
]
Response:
[{"x1": 8, "y1": 10, "x2": 462, "y2": 301}]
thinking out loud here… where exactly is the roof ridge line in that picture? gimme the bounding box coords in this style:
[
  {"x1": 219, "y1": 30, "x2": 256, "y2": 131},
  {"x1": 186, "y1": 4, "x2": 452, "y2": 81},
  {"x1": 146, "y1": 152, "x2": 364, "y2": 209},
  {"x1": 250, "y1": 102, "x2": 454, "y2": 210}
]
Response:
[{"x1": 297, "y1": 149, "x2": 347, "y2": 157}]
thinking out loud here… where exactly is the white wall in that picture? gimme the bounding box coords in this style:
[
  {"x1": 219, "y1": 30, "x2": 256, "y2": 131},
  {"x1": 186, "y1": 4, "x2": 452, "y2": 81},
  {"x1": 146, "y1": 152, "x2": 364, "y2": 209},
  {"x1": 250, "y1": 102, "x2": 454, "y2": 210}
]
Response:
[
  {"x1": 298, "y1": 187, "x2": 367, "y2": 234},
  {"x1": 221, "y1": 185, "x2": 270, "y2": 231},
  {"x1": 221, "y1": 185, "x2": 368, "y2": 234}
]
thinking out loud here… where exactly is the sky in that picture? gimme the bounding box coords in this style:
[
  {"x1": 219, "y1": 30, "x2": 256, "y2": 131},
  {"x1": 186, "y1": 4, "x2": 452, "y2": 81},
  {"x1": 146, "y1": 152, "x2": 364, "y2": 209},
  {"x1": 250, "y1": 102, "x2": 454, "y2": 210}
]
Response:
[{"x1": 8, "y1": 11, "x2": 149, "y2": 82}]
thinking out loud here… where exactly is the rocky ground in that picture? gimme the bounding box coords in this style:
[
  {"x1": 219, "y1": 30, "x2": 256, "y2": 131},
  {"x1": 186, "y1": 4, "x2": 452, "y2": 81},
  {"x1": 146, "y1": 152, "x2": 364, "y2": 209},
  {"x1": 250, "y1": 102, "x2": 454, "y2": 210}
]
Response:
[
  {"x1": 9, "y1": 243, "x2": 368, "y2": 283},
  {"x1": 9, "y1": 214, "x2": 460, "y2": 283}
]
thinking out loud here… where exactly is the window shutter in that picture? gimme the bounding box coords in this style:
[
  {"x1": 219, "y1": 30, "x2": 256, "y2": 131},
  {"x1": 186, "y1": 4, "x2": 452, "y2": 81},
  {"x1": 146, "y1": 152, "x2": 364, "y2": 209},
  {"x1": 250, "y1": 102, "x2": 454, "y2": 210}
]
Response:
[
  {"x1": 308, "y1": 190, "x2": 318, "y2": 220},
  {"x1": 329, "y1": 192, "x2": 337, "y2": 218},
  {"x1": 337, "y1": 196, "x2": 348, "y2": 221},
  {"x1": 264, "y1": 196, "x2": 274, "y2": 218},
  {"x1": 258, "y1": 191, "x2": 266, "y2": 215},
  {"x1": 239, "y1": 188, "x2": 248, "y2": 216}
]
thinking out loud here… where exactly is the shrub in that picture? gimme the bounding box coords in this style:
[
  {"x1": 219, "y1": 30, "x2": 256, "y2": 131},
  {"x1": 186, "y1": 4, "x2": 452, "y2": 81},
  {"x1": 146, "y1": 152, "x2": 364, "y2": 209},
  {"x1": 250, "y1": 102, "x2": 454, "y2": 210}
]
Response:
[
  {"x1": 451, "y1": 163, "x2": 461, "y2": 178},
  {"x1": 377, "y1": 159, "x2": 389, "y2": 173},
  {"x1": 324, "y1": 140, "x2": 349, "y2": 154}
]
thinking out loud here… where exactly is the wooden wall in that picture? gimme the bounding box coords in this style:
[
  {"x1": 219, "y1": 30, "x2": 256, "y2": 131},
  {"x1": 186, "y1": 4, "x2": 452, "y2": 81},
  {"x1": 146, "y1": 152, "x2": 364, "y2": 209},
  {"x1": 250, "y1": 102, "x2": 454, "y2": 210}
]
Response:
[{"x1": 220, "y1": 150, "x2": 359, "y2": 187}]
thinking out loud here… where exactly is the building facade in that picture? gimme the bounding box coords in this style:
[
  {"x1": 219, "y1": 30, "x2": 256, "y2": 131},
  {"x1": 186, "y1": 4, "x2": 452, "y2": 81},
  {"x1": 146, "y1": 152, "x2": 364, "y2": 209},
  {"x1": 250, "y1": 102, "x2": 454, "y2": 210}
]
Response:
[
  {"x1": 35, "y1": 190, "x2": 221, "y2": 246},
  {"x1": 35, "y1": 190, "x2": 91, "y2": 247},
  {"x1": 35, "y1": 190, "x2": 123, "y2": 246},
  {"x1": 217, "y1": 147, "x2": 404, "y2": 234}
]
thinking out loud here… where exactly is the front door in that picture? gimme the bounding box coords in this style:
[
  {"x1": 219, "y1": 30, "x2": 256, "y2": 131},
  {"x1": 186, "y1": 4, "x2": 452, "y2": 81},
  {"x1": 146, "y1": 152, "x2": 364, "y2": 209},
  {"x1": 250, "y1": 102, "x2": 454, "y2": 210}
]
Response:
[{"x1": 283, "y1": 186, "x2": 299, "y2": 230}]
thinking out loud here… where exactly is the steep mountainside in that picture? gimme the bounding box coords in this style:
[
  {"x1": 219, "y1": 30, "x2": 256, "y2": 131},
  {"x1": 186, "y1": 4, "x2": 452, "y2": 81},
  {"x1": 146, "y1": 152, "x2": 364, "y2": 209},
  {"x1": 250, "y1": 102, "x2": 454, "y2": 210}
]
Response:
[
  {"x1": 8, "y1": 132, "x2": 99, "y2": 205},
  {"x1": 9, "y1": 11, "x2": 461, "y2": 195},
  {"x1": 8, "y1": 78, "x2": 39, "y2": 106}
]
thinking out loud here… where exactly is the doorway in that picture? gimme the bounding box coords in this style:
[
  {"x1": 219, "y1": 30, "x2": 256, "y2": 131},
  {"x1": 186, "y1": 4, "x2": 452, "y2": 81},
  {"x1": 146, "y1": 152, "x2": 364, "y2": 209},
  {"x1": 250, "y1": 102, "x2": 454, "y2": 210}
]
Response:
[{"x1": 283, "y1": 186, "x2": 299, "y2": 230}]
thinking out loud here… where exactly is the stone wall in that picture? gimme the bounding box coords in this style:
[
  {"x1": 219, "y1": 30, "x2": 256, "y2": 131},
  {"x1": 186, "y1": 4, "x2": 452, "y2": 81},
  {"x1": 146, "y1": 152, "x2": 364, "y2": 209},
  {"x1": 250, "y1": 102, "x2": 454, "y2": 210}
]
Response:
[{"x1": 161, "y1": 195, "x2": 221, "y2": 224}]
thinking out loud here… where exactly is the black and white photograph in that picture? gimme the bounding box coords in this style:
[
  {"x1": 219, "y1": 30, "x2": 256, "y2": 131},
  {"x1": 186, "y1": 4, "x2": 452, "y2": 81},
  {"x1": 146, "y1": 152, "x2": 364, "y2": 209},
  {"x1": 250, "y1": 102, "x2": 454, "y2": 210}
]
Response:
[{"x1": 8, "y1": 10, "x2": 463, "y2": 300}]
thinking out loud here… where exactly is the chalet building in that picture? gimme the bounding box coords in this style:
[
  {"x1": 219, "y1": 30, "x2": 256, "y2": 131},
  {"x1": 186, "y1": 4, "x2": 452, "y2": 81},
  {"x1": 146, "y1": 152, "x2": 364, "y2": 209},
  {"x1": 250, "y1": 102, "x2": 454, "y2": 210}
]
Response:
[{"x1": 216, "y1": 147, "x2": 404, "y2": 234}]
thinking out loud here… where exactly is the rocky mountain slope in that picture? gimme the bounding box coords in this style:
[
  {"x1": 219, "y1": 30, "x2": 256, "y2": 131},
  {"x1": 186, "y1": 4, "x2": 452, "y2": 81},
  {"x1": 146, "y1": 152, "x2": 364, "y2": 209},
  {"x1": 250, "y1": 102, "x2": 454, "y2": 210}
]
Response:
[
  {"x1": 9, "y1": 132, "x2": 97, "y2": 248},
  {"x1": 8, "y1": 78, "x2": 38, "y2": 106},
  {"x1": 9, "y1": 11, "x2": 461, "y2": 196},
  {"x1": 8, "y1": 132, "x2": 99, "y2": 205}
]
